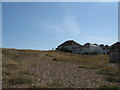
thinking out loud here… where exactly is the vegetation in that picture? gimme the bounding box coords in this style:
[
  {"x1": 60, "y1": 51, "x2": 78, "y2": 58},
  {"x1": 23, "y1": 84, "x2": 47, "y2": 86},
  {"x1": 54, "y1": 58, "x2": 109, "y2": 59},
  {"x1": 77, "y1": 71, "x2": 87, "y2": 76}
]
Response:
[
  {"x1": 99, "y1": 85, "x2": 120, "y2": 89},
  {"x1": 2, "y1": 48, "x2": 120, "y2": 88},
  {"x1": 44, "y1": 80, "x2": 65, "y2": 88},
  {"x1": 43, "y1": 50, "x2": 118, "y2": 71},
  {"x1": 7, "y1": 76, "x2": 32, "y2": 85},
  {"x1": 43, "y1": 50, "x2": 120, "y2": 87},
  {"x1": 106, "y1": 76, "x2": 120, "y2": 82},
  {"x1": 78, "y1": 65, "x2": 96, "y2": 69}
]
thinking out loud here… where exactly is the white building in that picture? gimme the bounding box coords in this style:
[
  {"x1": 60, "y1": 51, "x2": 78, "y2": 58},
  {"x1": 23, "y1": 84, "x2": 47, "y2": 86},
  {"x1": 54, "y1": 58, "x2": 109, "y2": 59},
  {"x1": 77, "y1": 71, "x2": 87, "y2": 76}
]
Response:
[
  {"x1": 56, "y1": 40, "x2": 82, "y2": 53},
  {"x1": 80, "y1": 43, "x2": 103, "y2": 54},
  {"x1": 57, "y1": 40, "x2": 110, "y2": 54}
]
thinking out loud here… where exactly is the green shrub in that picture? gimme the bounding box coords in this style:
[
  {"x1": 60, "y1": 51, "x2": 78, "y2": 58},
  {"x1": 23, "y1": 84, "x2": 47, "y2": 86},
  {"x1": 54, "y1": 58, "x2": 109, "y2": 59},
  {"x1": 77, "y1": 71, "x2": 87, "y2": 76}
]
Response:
[
  {"x1": 8, "y1": 76, "x2": 32, "y2": 85},
  {"x1": 97, "y1": 69, "x2": 120, "y2": 77},
  {"x1": 45, "y1": 54, "x2": 49, "y2": 56},
  {"x1": 78, "y1": 66, "x2": 96, "y2": 69},
  {"x1": 46, "y1": 80, "x2": 65, "y2": 88},
  {"x1": 106, "y1": 76, "x2": 120, "y2": 82},
  {"x1": 99, "y1": 85, "x2": 120, "y2": 89},
  {"x1": 97, "y1": 69, "x2": 110, "y2": 75},
  {"x1": 20, "y1": 70, "x2": 30, "y2": 75}
]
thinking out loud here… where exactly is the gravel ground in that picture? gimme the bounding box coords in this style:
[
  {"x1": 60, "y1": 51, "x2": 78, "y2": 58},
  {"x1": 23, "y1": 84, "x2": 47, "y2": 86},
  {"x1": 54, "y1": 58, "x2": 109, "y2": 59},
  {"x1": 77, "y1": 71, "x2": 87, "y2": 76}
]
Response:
[
  {"x1": 15, "y1": 53, "x2": 115, "y2": 88},
  {"x1": 2, "y1": 49, "x2": 120, "y2": 88}
]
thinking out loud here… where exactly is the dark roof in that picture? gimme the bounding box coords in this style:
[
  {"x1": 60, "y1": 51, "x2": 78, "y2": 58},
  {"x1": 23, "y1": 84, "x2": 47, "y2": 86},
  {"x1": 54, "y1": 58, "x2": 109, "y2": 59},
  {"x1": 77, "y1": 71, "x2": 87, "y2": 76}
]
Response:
[
  {"x1": 93, "y1": 43, "x2": 98, "y2": 45},
  {"x1": 100, "y1": 44, "x2": 104, "y2": 47},
  {"x1": 58, "y1": 40, "x2": 81, "y2": 47},
  {"x1": 110, "y1": 42, "x2": 120, "y2": 52},
  {"x1": 83, "y1": 43, "x2": 93, "y2": 47},
  {"x1": 105, "y1": 45, "x2": 109, "y2": 47}
]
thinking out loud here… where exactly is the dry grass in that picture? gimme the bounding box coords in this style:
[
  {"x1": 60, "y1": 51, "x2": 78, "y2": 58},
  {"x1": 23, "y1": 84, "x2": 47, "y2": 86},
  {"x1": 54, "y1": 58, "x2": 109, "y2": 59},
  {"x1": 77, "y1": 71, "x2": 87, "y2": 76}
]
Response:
[
  {"x1": 106, "y1": 76, "x2": 120, "y2": 82},
  {"x1": 7, "y1": 75, "x2": 32, "y2": 85},
  {"x1": 42, "y1": 51, "x2": 119, "y2": 71},
  {"x1": 99, "y1": 85, "x2": 120, "y2": 89},
  {"x1": 2, "y1": 48, "x2": 120, "y2": 88},
  {"x1": 2, "y1": 48, "x2": 49, "y2": 88},
  {"x1": 42, "y1": 51, "x2": 120, "y2": 88}
]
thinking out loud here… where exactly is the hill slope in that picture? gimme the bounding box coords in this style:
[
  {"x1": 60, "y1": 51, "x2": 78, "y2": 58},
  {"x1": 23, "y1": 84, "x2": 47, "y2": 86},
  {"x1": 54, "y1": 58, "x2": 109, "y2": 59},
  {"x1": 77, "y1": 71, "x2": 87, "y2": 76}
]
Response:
[{"x1": 2, "y1": 48, "x2": 120, "y2": 88}]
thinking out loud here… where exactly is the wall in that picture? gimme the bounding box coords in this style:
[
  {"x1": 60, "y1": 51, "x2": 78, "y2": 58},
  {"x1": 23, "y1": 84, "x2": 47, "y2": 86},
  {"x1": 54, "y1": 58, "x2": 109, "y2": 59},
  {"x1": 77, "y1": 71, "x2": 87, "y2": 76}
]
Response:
[
  {"x1": 81, "y1": 46, "x2": 103, "y2": 54},
  {"x1": 58, "y1": 45, "x2": 108, "y2": 54},
  {"x1": 110, "y1": 52, "x2": 120, "y2": 63},
  {"x1": 59, "y1": 46, "x2": 82, "y2": 53}
]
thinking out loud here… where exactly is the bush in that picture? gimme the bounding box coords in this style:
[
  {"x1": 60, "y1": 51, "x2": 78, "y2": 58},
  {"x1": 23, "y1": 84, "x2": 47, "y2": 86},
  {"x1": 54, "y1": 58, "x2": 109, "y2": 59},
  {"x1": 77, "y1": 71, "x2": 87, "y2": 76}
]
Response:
[
  {"x1": 8, "y1": 76, "x2": 32, "y2": 85},
  {"x1": 78, "y1": 66, "x2": 96, "y2": 69},
  {"x1": 97, "y1": 69, "x2": 110, "y2": 75},
  {"x1": 106, "y1": 76, "x2": 120, "y2": 82},
  {"x1": 46, "y1": 80, "x2": 65, "y2": 88},
  {"x1": 97, "y1": 69, "x2": 119, "y2": 76},
  {"x1": 20, "y1": 70, "x2": 31, "y2": 75},
  {"x1": 99, "y1": 85, "x2": 120, "y2": 89}
]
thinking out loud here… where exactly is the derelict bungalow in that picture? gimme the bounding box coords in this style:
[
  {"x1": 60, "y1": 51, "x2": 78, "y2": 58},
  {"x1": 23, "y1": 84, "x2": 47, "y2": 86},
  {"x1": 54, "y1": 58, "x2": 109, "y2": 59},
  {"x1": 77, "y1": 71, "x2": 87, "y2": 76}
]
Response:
[
  {"x1": 109, "y1": 42, "x2": 120, "y2": 63},
  {"x1": 56, "y1": 40, "x2": 110, "y2": 55},
  {"x1": 81, "y1": 43, "x2": 103, "y2": 54},
  {"x1": 56, "y1": 40, "x2": 82, "y2": 53}
]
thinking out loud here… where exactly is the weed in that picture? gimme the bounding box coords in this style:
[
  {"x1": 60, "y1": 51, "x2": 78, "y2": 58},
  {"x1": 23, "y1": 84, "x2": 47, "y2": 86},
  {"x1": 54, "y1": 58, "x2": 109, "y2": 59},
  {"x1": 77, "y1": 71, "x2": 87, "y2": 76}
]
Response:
[
  {"x1": 4, "y1": 63, "x2": 17, "y2": 70},
  {"x1": 20, "y1": 70, "x2": 31, "y2": 75},
  {"x1": 99, "y1": 85, "x2": 120, "y2": 89},
  {"x1": 97, "y1": 69, "x2": 110, "y2": 75},
  {"x1": 78, "y1": 66, "x2": 96, "y2": 69},
  {"x1": 106, "y1": 76, "x2": 120, "y2": 82},
  {"x1": 97, "y1": 69, "x2": 119, "y2": 77},
  {"x1": 46, "y1": 80, "x2": 65, "y2": 88},
  {"x1": 45, "y1": 54, "x2": 49, "y2": 56},
  {"x1": 31, "y1": 84, "x2": 46, "y2": 88},
  {"x1": 8, "y1": 76, "x2": 32, "y2": 85},
  {"x1": 52, "y1": 58, "x2": 58, "y2": 61},
  {"x1": 3, "y1": 71, "x2": 11, "y2": 75},
  {"x1": 32, "y1": 64, "x2": 36, "y2": 67}
]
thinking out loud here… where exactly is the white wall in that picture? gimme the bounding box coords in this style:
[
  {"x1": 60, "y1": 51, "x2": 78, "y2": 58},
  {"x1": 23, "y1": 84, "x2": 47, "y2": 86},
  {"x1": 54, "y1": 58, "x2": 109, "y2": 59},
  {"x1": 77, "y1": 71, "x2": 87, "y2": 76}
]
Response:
[
  {"x1": 80, "y1": 45, "x2": 103, "y2": 54},
  {"x1": 59, "y1": 45, "x2": 108, "y2": 54}
]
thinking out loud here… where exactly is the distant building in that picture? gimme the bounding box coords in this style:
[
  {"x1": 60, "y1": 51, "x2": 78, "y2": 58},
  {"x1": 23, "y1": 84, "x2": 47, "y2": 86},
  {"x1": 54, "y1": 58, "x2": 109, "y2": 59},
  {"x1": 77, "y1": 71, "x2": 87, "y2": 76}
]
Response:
[
  {"x1": 56, "y1": 40, "x2": 82, "y2": 53},
  {"x1": 109, "y1": 42, "x2": 120, "y2": 63},
  {"x1": 56, "y1": 40, "x2": 110, "y2": 55},
  {"x1": 102, "y1": 45, "x2": 110, "y2": 54},
  {"x1": 81, "y1": 43, "x2": 103, "y2": 54}
]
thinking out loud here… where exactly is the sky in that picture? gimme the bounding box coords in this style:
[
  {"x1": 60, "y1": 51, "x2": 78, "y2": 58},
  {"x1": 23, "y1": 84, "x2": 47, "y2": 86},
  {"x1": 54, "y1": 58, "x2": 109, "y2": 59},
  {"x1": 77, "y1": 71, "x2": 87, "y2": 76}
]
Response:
[{"x1": 2, "y1": 2, "x2": 118, "y2": 50}]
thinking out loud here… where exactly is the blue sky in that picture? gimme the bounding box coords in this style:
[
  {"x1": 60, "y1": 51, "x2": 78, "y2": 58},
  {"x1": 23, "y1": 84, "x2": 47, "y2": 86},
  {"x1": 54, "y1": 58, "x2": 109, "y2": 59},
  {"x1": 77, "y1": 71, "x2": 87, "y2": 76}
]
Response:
[{"x1": 2, "y1": 2, "x2": 118, "y2": 50}]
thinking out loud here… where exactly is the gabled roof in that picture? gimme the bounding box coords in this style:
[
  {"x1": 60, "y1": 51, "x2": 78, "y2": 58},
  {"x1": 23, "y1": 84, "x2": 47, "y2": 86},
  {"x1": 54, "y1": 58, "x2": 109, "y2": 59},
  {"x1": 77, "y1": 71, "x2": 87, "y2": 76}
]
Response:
[
  {"x1": 58, "y1": 40, "x2": 82, "y2": 47},
  {"x1": 110, "y1": 42, "x2": 120, "y2": 52},
  {"x1": 83, "y1": 43, "x2": 93, "y2": 47},
  {"x1": 93, "y1": 44, "x2": 98, "y2": 45}
]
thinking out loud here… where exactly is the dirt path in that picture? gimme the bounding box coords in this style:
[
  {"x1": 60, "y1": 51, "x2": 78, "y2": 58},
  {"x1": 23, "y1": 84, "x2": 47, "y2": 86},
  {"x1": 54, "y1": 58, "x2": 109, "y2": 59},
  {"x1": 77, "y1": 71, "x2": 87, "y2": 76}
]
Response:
[{"x1": 19, "y1": 53, "x2": 112, "y2": 88}]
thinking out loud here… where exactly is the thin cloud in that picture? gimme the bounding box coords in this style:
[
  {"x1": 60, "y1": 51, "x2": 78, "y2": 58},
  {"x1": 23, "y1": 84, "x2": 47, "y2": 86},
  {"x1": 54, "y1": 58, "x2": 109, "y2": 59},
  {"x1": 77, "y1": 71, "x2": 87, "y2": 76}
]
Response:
[
  {"x1": 48, "y1": 25, "x2": 65, "y2": 32},
  {"x1": 38, "y1": 5, "x2": 81, "y2": 37},
  {"x1": 47, "y1": 15, "x2": 80, "y2": 37},
  {"x1": 46, "y1": 16, "x2": 80, "y2": 37},
  {"x1": 63, "y1": 15, "x2": 80, "y2": 37}
]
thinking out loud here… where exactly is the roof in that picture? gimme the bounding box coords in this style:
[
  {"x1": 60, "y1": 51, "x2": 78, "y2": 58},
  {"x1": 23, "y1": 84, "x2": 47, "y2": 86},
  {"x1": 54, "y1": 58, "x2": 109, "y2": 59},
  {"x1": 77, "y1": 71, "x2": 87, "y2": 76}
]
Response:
[
  {"x1": 110, "y1": 42, "x2": 120, "y2": 52},
  {"x1": 58, "y1": 40, "x2": 82, "y2": 47},
  {"x1": 93, "y1": 43, "x2": 98, "y2": 45},
  {"x1": 83, "y1": 43, "x2": 93, "y2": 47}
]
